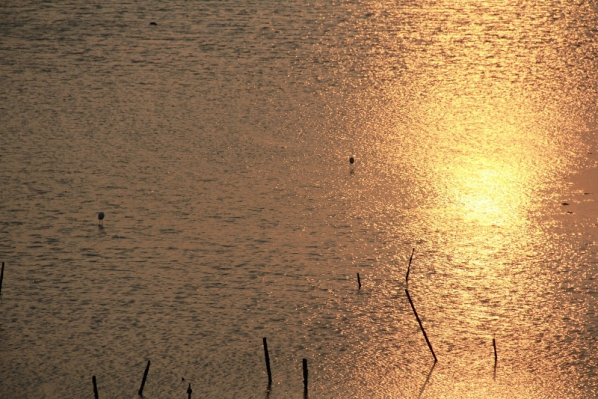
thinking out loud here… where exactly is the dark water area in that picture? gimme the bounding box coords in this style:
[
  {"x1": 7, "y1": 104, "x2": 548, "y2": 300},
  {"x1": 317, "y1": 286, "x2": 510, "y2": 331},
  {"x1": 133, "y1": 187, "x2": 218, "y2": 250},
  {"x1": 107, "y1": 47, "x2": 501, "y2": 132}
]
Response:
[{"x1": 2, "y1": 1, "x2": 598, "y2": 398}]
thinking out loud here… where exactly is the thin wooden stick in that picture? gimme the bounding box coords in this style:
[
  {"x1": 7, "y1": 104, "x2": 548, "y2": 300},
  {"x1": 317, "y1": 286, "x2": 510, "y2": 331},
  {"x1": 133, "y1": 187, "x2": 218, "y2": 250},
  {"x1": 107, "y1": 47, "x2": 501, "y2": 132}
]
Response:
[
  {"x1": 92, "y1": 375, "x2": 99, "y2": 399},
  {"x1": 263, "y1": 337, "x2": 272, "y2": 387},
  {"x1": 493, "y1": 336, "x2": 498, "y2": 380},
  {"x1": 0, "y1": 261, "x2": 5, "y2": 297},
  {"x1": 302, "y1": 358, "x2": 308, "y2": 395},
  {"x1": 138, "y1": 360, "x2": 150, "y2": 396},
  {"x1": 405, "y1": 289, "x2": 437, "y2": 362},
  {"x1": 357, "y1": 273, "x2": 361, "y2": 290}
]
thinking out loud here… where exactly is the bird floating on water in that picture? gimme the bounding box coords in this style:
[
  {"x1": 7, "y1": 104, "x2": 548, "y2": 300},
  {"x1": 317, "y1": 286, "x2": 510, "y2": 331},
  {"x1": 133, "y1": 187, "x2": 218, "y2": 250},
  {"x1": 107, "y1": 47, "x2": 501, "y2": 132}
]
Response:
[
  {"x1": 98, "y1": 212, "x2": 105, "y2": 226},
  {"x1": 349, "y1": 156, "x2": 355, "y2": 164}
]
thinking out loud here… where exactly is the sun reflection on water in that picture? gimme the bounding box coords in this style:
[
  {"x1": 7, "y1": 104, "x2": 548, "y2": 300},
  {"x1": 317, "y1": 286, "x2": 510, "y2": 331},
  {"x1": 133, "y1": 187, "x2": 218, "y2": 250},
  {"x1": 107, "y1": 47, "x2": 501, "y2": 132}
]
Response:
[
  {"x1": 431, "y1": 100, "x2": 542, "y2": 230},
  {"x1": 326, "y1": 0, "x2": 598, "y2": 397}
]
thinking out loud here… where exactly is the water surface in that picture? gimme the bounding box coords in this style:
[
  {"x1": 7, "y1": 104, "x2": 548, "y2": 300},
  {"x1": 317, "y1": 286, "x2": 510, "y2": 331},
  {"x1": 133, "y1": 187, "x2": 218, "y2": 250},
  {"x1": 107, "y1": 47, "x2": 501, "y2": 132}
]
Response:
[{"x1": 1, "y1": 1, "x2": 598, "y2": 398}]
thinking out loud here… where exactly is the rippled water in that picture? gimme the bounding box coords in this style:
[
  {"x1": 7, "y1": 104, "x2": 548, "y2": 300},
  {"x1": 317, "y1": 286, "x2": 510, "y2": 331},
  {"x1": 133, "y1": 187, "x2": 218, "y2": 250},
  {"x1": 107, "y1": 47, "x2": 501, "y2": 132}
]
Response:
[{"x1": 2, "y1": 1, "x2": 598, "y2": 398}]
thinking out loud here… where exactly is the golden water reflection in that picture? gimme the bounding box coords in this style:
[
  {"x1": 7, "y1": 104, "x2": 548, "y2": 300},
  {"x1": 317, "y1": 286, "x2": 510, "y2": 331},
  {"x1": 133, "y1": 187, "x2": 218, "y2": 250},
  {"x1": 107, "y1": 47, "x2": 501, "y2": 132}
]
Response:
[
  {"x1": 427, "y1": 98, "x2": 544, "y2": 229},
  {"x1": 329, "y1": 1, "x2": 598, "y2": 397}
]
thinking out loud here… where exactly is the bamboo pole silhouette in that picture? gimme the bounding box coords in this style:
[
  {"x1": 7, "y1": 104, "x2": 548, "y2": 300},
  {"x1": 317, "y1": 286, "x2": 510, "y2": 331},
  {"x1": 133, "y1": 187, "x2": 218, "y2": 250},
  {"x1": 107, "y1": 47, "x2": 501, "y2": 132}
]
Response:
[
  {"x1": 493, "y1": 336, "x2": 498, "y2": 379},
  {"x1": 405, "y1": 289, "x2": 437, "y2": 362},
  {"x1": 0, "y1": 262, "x2": 5, "y2": 297},
  {"x1": 92, "y1": 375, "x2": 99, "y2": 399},
  {"x1": 263, "y1": 338, "x2": 272, "y2": 387},
  {"x1": 138, "y1": 360, "x2": 150, "y2": 395},
  {"x1": 302, "y1": 358, "x2": 308, "y2": 397}
]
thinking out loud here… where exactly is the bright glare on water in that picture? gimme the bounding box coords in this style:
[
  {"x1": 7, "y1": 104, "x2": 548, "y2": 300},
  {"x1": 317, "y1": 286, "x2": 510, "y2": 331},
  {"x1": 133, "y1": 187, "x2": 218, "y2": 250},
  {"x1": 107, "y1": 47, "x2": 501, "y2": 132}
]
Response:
[{"x1": 1, "y1": 1, "x2": 598, "y2": 398}]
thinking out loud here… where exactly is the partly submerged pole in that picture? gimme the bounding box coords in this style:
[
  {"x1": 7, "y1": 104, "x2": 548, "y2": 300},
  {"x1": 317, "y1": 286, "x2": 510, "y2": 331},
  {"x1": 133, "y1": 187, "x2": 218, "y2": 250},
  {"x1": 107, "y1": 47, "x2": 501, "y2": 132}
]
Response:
[
  {"x1": 138, "y1": 360, "x2": 151, "y2": 396},
  {"x1": 302, "y1": 358, "x2": 308, "y2": 395},
  {"x1": 263, "y1": 337, "x2": 272, "y2": 387},
  {"x1": 0, "y1": 261, "x2": 4, "y2": 297},
  {"x1": 405, "y1": 289, "x2": 437, "y2": 362},
  {"x1": 493, "y1": 336, "x2": 498, "y2": 380},
  {"x1": 187, "y1": 383, "x2": 192, "y2": 399},
  {"x1": 357, "y1": 273, "x2": 361, "y2": 290},
  {"x1": 405, "y1": 248, "x2": 415, "y2": 285},
  {"x1": 92, "y1": 375, "x2": 99, "y2": 399}
]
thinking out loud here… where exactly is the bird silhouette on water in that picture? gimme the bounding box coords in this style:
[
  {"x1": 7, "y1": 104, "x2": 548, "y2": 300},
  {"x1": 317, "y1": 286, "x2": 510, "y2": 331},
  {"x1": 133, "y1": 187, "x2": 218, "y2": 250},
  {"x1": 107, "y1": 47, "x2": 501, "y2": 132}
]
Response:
[{"x1": 98, "y1": 212, "x2": 104, "y2": 226}]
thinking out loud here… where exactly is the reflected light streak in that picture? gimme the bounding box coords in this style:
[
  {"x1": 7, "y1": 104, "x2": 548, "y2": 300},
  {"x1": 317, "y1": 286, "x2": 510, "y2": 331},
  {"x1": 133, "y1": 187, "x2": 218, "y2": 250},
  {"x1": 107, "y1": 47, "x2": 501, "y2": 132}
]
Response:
[
  {"x1": 435, "y1": 100, "x2": 541, "y2": 229},
  {"x1": 339, "y1": 0, "x2": 598, "y2": 397}
]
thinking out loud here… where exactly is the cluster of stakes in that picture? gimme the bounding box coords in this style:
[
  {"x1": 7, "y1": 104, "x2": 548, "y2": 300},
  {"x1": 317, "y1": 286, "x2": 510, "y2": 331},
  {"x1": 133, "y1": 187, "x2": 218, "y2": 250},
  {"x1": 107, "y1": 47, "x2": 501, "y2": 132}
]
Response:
[
  {"x1": 401, "y1": 249, "x2": 498, "y2": 369},
  {"x1": 3, "y1": 165, "x2": 500, "y2": 397},
  {"x1": 92, "y1": 360, "x2": 194, "y2": 399},
  {"x1": 89, "y1": 347, "x2": 308, "y2": 398},
  {"x1": 87, "y1": 248, "x2": 496, "y2": 397},
  {"x1": 0, "y1": 245, "x2": 499, "y2": 397},
  {"x1": 263, "y1": 337, "x2": 310, "y2": 397}
]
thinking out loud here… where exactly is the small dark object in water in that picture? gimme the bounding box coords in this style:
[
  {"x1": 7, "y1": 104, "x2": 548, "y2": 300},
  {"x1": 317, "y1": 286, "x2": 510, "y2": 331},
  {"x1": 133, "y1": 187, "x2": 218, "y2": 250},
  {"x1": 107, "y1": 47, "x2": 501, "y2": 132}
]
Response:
[
  {"x1": 138, "y1": 360, "x2": 151, "y2": 396},
  {"x1": 149, "y1": 21, "x2": 157, "y2": 26},
  {"x1": 302, "y1": 358, "x2": 308, "y2": 394},
  {"x1": 0, "y1": 262, "x2": 4, "y2": 297},
  {"x1": 92, "y1": 375, "x2": 99, "y2": 399},
  {"x1": 98, "y1": 212, "x2": 105, "y2": 226},
  {"x1": 187, "y1": 383, "x2": 192, "y2": 399},
  {"x1": 349, "y1": 156, "x2": 355, "y2": 164},
  {"x1": 405, "y1": 289, "x2": 437, "y2": 363},
  {"x1": 357, "y1": 273, "x2": 361, "y2": 290},
  {"x1": 263, "y1": 337, "x2": 272, "y2": 387},
  {"x1": 562, "y1": 202, "x2": 569, "y2": 206},
  {"x1": 492, "y1": 336, "x2": 498, "y2": 380}
]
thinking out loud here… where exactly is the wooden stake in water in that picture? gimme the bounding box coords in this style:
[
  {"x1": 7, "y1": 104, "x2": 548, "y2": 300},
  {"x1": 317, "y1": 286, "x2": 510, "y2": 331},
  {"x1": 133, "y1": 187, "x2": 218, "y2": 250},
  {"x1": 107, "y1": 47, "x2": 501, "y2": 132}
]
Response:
[
  {"x1": 357, "y1": 273, "x2": 361, "y2": 290},
  {"x1": 493, "y1": 336, "x2": 498, "y2": 380},
  {"x1": 138, "y1": 360, "x2": 150, "y2": 396},
  {"x1": 263, "y1": 337, "x2": 272, "y2": 387},
  {"x1": 0, "y1": 261, "x2": 5, "y2": 297},
  {"x1": 92, "y1": 375, "x2": 99, "y2": 399},
  {"x1": 406, "y1": 248, "x2": 415, "y2": 285},
  {"x1": 187, "y1": 383, "x2": 192, "y2": 399},
  {"x1": 405, "y1": 289, "x2": 437, "y2": 362},
  {"x1": 302, "y1": 358, "x2": 308, "y2": 395}
]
